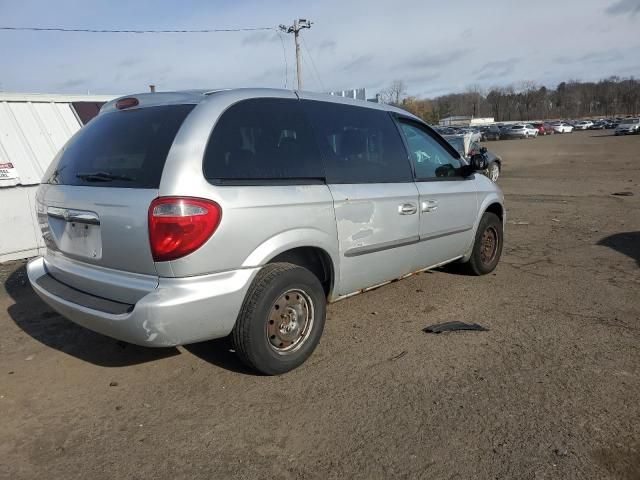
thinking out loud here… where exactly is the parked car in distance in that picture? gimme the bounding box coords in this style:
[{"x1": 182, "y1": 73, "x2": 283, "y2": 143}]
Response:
[
  {"x1": 615, "y1": 118, "x2": 640, "y2": 135},
  {"x1": 589, "y1": 121, "x2": 607, "y2": 130},
  {"x1": 574, "y1": 120, "x2": 593, "y2": 130},
  {"x1": 444, "y1": 134, "x2": 503, "y2": 183},
  {"x1": 458, "y1": 127, "x2": 482, "y2": 143},
  {"x1": 505, "y1": 124, "x2": 536, "y2": 139},
  {"x1": 531, "y1": 122, "x2": 555, "y2": 135},
  {"x1": 498, "y1": 124, "x2": 513, "y2": 137},
  {"x1": 551, "y1": 122, "x2": 574, "y2": 134},
  {"x1": 26, "y1": 89, "x2": 505, "y2": 375},
  {"x1": 482, "y1": 125, "x2": 502, "y2": 141},
  {"x1": 531, "y1": 123, "x2": 545, "y2": 135},
  {"x1": 468, "y1": 141, "x2": 502, "y2": 182},
  {"x1": 524, "y1": 124, "x2": 539, "y2": 137}
]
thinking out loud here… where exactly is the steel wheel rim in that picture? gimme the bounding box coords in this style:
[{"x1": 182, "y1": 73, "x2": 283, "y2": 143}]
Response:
[
  {"x1": 266, "y1": 289, "x2": 314, "y2": 355},
  {"x1": 490, "y1": 164, "x2": 499, "y2": 182},
  {"x1": 480, "y1": 226, "x2": 499, "y2": 265}
]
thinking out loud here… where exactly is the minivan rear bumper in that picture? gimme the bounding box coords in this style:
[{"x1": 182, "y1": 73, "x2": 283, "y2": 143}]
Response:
[{"x1": 27, "y1": 257, "x2": 259, "y2": 347}]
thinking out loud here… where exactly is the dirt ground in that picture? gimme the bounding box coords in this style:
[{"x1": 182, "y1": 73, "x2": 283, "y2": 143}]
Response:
[{"x1": 0, "y1": 130, "x2": 639, "y2": 480}]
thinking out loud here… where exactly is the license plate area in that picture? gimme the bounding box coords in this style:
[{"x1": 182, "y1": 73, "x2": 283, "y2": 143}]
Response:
[{"x1": 47, "y1": 207, "x2": 103, "y2": 260}]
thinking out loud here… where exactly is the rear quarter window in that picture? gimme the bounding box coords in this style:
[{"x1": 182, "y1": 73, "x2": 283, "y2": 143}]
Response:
[
  {"x1": 203, "y1": 98, "x2": 324, "y2": 184},
  {"x1": 44, "y1": 104, "x2": 195, "y2": 188}
]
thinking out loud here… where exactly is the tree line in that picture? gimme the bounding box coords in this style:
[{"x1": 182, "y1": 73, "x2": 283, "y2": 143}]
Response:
[{"x1": 379, "y1": 77, "x2": 640, "y2": 124}]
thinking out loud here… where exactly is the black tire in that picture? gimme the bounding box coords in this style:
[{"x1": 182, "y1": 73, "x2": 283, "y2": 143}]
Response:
[
  {"x1": 462, "y1": 212, "x2": 503, "y2": 276},
  {"x1": 231, "y1": 262, "x2": 326, "y2": 375}
]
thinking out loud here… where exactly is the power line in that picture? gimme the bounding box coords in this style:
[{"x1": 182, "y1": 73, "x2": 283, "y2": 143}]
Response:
[
  {"x1": 300, "y1": 45, "x2": 321, "y2": 92},
  {"x1": 301, "y1": 36, "x2": 325, "y2": 92},
  {"x1": 276, "y1": 30, "x2": 289, "y2": 89},
  {"x1": 0, "y1": 26, "x2": 275, "y2": 34}
]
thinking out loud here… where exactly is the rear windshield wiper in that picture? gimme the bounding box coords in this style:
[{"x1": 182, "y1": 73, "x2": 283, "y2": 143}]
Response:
[{"x1": 76, "y1": 171, "x2": 136, "y2": 182}]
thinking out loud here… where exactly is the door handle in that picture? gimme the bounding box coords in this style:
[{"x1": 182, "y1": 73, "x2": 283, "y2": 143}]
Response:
[
  {"x1": 421, "y1": 200, "x2": 438, "y2": 212},
  {"x1": 398, "y1": 203, "x2": 417, "y2": 215}
]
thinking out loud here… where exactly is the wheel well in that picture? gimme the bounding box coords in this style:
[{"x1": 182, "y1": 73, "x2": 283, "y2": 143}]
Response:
[
  {"x1": 268, "y1": 247, "x2": 334, "y2": 297},
  {"x1": 485, "y1": 202, "x2": 504, "y2": 223}
]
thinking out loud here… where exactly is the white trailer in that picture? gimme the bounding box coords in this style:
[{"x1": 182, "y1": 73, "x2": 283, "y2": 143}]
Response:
[{"x1": 0, "y1": 93, "x2": 116, "y2": 262}]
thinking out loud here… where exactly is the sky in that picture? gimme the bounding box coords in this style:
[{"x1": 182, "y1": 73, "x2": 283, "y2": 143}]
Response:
[{"x1": 1, "y1": 0, "x2": 639, "y2": 98}]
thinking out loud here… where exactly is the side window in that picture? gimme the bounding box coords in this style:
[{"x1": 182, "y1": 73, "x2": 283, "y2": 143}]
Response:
[
  {"x1": 203, "y1": 98, "x2": 323, "y2": 183},
  {"x1": 399, "y1": 121, "x2": 463, "y2": 180},
  {"x1": 302, "y1": 100, "x2": 412, "y2": 183}
]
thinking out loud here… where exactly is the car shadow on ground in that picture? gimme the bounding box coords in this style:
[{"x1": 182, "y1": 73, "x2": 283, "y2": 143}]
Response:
[
  {"x1": 183, "y1": 338, "x2": 259, "y2": 376},
  {"x1": 4, "y1": 263, "x2": 258, "y2": 373},
  {"x1": 434, "y1": 263, "x2": 470, "y2": 276},
  {"x1": 4, "y1": 264, "x2": 180, "y2": 367},
  {"x1": 597, "y1": 231, "x2": 640, "y2": 267}
]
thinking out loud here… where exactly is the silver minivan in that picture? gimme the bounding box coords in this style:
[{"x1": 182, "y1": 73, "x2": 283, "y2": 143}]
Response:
[{"x1": 27, "y1": 88, "x2": 505, "y2": 374}]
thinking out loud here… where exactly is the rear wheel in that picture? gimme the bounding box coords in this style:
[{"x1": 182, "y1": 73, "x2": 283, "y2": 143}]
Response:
[
  {"x1": 462, "y1": 212, "x2": 503, "y2": 275},
  {"x1": 232, "y1": 262, "x2": 326, "y2": 375}
]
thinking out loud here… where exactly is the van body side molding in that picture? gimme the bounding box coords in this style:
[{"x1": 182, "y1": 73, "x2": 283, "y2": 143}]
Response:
[
  {"x1": 344, "y1": 225, "x2": 474, "y2": 258},
  {"x1": 419, "y1": 225, "x2": 473, "y2": 242},
  {"x1": 344, "y1": 235, "x2": 420, "y2": 257}
]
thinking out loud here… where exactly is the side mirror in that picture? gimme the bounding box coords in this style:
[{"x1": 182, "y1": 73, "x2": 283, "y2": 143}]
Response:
[
  {"x1": 480, "y1": 146, "x2": 487, "y2": 154},
  {"x1": 470, "y1": 153, "x2": 487, "y2": 170}
]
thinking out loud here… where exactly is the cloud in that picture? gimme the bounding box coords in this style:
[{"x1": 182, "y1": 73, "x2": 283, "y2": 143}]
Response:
[
  {"x1": 408, "y1": 49, "x2": 473, "y2": 69},
  {"x1": 605, "y1": 0, "x2": 640, "y2": 16},
  {"x1": 405, "y1": 72, "x2": 441, "y2": 85},
  {"x1": 554, "y1": 49, "x2": 624, "y2": 64},
  {"x1": 55, "y1": 78, "x2": 88, "y2": 89},
  {"x1": 242, "y1": 31, "x2": 280, "y2": 46},
  {"x1": 341, "y1": 54, "x2": 374, "y2": 72},
  {"x1": 1, "y1": 0, "x2": 638, "y2": 97},
  {"x1": 474, "y1": 59, "x2": 520, "y2": 80},
  {"x1": 248, "y1": 66, "x2": 287, "y2": 87},
  {"x1": 316, "y1": 40, "x2": 337, "y2": 52},
  {"x1": 117, "y1": 57, "x2": 143, "y2": 68}
]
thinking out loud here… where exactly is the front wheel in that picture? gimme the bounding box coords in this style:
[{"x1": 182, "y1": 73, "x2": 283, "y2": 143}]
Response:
[
  {"x1": 462, "y1": 212, "x2": 503, "y2": 275},
  {"x1": 232, "y1": 263, "x2": 327, "y2": 375}
]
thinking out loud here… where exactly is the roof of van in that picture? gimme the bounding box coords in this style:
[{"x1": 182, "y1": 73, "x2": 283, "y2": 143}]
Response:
[{"x1": 100, "y1": 88, "x2": 421, "y2": 121}]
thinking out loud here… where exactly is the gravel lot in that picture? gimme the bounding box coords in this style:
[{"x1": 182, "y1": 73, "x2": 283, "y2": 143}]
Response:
[{"x1": 1, "y1": 130, "x2": 639, "y2": 480}]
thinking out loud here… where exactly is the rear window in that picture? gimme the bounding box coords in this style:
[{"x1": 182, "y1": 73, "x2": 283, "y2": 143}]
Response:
[
  {"x1": 203, "y1": 98, "x2": 323, "y2": 184},
  {"x1": 44, "y1": 104, "x2": 195, "y2": 188},
  {"x1": 302, "y1": 100, "x2": 412, "y2": 183}
]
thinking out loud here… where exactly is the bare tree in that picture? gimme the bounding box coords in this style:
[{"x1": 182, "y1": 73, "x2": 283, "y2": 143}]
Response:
[
  {"x1": 379, "y1": 80, "x2": 407, "y2": 105},
  {"x1": 392, "y1": 75, "x2": 640, "y2": 123},
  {"x1": 466, "y1": 84, "x2": 485, "y2": 117}
]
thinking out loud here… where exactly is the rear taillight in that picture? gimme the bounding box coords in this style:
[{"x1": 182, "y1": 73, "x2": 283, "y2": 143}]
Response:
[{"x1": 148, "y1": 197, "x2": 222, "y2": 262}]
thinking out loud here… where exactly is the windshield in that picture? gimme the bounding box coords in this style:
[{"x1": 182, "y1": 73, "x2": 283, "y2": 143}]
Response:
[
  {"x1": 621, "y1": 118, "x2": 639, "y2": 124},
  {"x1": 44, "y1": 104, "x2": 195, "y2": 188}
]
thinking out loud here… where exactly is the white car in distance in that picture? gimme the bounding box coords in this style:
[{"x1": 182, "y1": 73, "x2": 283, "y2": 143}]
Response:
[
  {"x1": 524, "y1": 124, "x2": 539, "y2": 137},
  {"x1": 551, "y1": 122, "x2": 574, "y2": 134},
  {"x1": 574, "y1": 120, "x2": 593, "y2": 130}
]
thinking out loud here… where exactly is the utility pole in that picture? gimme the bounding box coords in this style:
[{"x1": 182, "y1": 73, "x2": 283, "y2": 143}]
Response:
[{"x1": 279, "y1": 19, "x2": 312, "y2": 90}]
